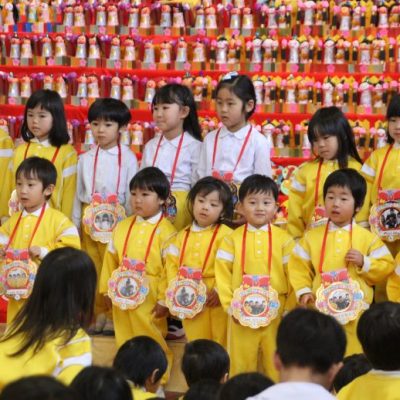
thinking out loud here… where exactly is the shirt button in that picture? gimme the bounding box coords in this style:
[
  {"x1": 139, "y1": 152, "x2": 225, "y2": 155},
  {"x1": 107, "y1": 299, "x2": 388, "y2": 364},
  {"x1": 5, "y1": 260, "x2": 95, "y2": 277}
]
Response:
[
  {"x1": 256, "y1": 232, "x2": 261, "y2": 235},
  {"x1": 194, "y1": 253, "x2": 199, "y2": 257},
  {"x1": 195, "y1": 243, "x2": 200, "y2": 247},
  {"x1": 257, "y1": 240, "x2": 262, "y2": 244},
  {"x1": 337, "y1": 239, "x2": 342, "y2": 242},
  {"x1": 139, "y1": 230, "x2": 144, "y2": 234},
  {"x1": 137, "y1": 240, "x2": 143, "y2": 245},
  {"x1": 257, "y1": 250, "x2": 261, "y2": 254}
]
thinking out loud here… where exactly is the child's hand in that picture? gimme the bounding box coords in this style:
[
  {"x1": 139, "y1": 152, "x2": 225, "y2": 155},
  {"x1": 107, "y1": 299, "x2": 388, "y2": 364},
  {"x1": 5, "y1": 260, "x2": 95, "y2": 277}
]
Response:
[
  {"x1": 299, "y1": 293, "x2": 315, "y2": 307},
  {"x1": 104, "y1": 295, "x2": 112, "y2": 310},
  {"x1": 29, "y1": 246, "x2": 41, "y2": 259},
  {"x1": 206, "y1": 289, "x2": 221, "y2": 307},
  {"x1": 152, "y1": 303, "x2": 169, "y2": 319},
  {"x1": 345, "y1": 249, "x2": 364, "y2": 267}
]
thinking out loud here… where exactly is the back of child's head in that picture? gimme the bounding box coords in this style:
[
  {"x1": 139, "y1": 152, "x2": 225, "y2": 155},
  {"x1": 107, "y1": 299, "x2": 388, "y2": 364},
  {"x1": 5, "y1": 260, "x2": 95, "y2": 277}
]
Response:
[
  {"x1": 215, "y1": 73, "x2": 256, "y2": 120},
  {"x1": 277, "y1": 308, "x2": 346, "y2": 374},
  {"x1": 218, "y1": 373, "x2": 274, "y2": 400},
  {"x1": 333, "y1": 354, "x2": 372, "y2": 393},
  {"x1": 0, "y1": 376, "x2": 77, "y2": 400},
  {"x1": 88, "y1": 98, "x2": 131, "y2": 128},
  {"x1": 181, "y1": 339, "x2": 230, "y2": 387},
  {"x1": 71, "y1": 366, "x2": 132, "y2": 400},
  {"x1": 238, "y1": 174, "x2": 278, "y2": 203},
  {"x1": 4, "y1": 247, "x2": 96, "y2": 356},
  {"x1": 308, "y1": 106, "x2": 362, "y2": 167},
  {"x1": 386, "y1": 94, "x2": 400, "y2": 144},
  {"x1": 152, "y1": 83, "x2": 202, "y2": 141},
  {"x1": 187, "y1": 176, "x2": 234, "y2": 223},
  {"x1": 183, "y1": 379, "x2": 221, "y2": 400},
  {"x1": 21, "y1": 89, "x2": 69, "y2": 147},
  {"x1": 357, "y1": 302, "x2": 400, "y2": 371},
  {"x1": 16, "y1": 156, "x2": 57, "y2": 194},
  {"x1": 323, "y1": 168, "x2": 367, "y2": 212},
  {"x1": 129, "y1": 167, "x2": 170, "y2": 201},
  {"x1": 113, "y1": 336, "x2": 168, "y2": 387}
]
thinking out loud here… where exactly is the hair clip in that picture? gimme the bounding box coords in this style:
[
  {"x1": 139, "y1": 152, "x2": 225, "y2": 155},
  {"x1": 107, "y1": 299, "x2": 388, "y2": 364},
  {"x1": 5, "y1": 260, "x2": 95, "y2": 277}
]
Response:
[{"x1": 221, "y1": 71, "x2": 239, "y2": 81}]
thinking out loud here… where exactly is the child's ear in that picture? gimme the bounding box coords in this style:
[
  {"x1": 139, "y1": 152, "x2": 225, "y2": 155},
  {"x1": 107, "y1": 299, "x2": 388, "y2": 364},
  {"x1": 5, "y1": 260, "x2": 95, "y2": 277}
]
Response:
[
  {"x1": 245, "y1": 99, "x2": 255, "y2": 114},
  {"x1": 220, "y1": 372, "x2": 229, "y2": 384},
  {"x1": 43, "y1": 184, "x2": 55, "y2": 197},
  {"x1": 180, "y1": 105, "x2": 190, "y2": 120},
  {"x1": 273, "y1": 352, "x2": 283, "y2": 372},
  {"x1": 150, "y1": 368, "x2": 159, "y2": 384},
  {"x1": 236, "y1": 201, "x2": 243, "y2": 215}
]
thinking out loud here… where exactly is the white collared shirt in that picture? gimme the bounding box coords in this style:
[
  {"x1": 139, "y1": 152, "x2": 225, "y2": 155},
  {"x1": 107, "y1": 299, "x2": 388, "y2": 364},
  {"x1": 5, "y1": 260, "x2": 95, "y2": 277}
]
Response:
[
  {"x1": 136, "y1": 211, "x2": 163, "y2": 225},
  {"x1": 72, "y1": 145, "x2": 138, "y2": 227},
  {"x1": 195, "y1": 124, "x2": 272, "y2": 183},
  {"x1": 140, "y1": 132, "x2": 202, "y2": 191}
]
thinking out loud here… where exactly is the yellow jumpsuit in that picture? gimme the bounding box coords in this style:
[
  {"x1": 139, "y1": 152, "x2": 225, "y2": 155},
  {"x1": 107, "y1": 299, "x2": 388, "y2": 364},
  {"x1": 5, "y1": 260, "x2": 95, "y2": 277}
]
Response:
[
  {"x1": 288, "y1": 222, "x2": 394, "y2": 355},
  {"x1": 0, "y1": 328, "x2": 91, "y2": 390},
  {"x1": 337, "y1": 371, "x2": 400, "y2": 400},
  {"x1": 165, "y1": 223, "x2": 232, "y2": 347},
  {"x1": 0, "y1": 130, "x2": 13, "y2": 221},
  {"x1": 287, "y1": 158, "x2": 370, "y2": 240},
  {"x1": 361, "y1": 144, "x2": 400, "y2": 257},
  {"x1": 387, "y1": 252, "x2": 400, "y2": 302},
  {"x1": 215, "y1": 224, "x2": 294, "y2": 381},
  {"x1": 10, "y1": 141, "x2": 77, "y2": 219},
  {"x1": 100, "y1": 213, "x2": 176, "y2": 381},
  {"x1": 0, "y1": 206, "x2": 81, "y2": 323}
]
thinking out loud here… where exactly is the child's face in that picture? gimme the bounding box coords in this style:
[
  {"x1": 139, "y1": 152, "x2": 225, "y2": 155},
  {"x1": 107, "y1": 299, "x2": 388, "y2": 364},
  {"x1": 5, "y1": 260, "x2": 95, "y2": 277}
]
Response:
[
  {"x1": 388, "y1": 116, "x2": 400, "y2": 143},
  {"x1": 152, "y1": 102, "x2": 189, "y2": 139},
  {"x1": 324, "y1": 185, "x2": 357, "y2": 227},
  {"x1": 90, "y1": 119, "x2": 120, "y2": 149},
  {"x1": 312, "y1": 132, "x2": 339, "y2": 161},
  {"x1": 27, "y1": 105, "x2": 53, "y2": 142},
  {"x1": 216, "y1": 88, "x2": 254, "y2": 132},
  {"x1": 193, "y1": 190, "x2": 224, "y2": 228},
  {"x1": 130, "y1": 188, "x2": 164, "y2": 219},
  {"x1": 16, "y1": 173, "x2": 53, "y2": 213},
  {"x1": 239, "y1": 191, "x2": 278, "y2": 228}
]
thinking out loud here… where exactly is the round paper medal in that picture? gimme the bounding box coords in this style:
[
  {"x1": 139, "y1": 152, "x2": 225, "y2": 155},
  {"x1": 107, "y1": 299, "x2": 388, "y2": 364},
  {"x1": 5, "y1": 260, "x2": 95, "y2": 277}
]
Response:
[
  {"x1": 165, "y1": 193, "x2": 177, "y2": 222},
  {"x1": 83, "y1": 202, "x2": 126, "y2": 243},
  {"x1": 369, "y1": 202, "x2": 400, "y2": 242},
  {"x1": 316, "y1": 279, "x2": 368, "y2": 325},
  {"x1": 166, "y1": 277, "x2": 207, "y2": 320},
  {"x1": 309, "y1": 205, "x2": 328, "y2": 229},
  {"x1": 108, "y1": 268, "x2": 149, "y2": 310},
  {"x1": 8, "y1": 189, "x2": 22, "y2": 216},
  {"x1": 0, "y1": 259, "x2": 37, "y2": 300},
  {"x1": 231, "y1": 285, "x2": 280, "y2": 329}
]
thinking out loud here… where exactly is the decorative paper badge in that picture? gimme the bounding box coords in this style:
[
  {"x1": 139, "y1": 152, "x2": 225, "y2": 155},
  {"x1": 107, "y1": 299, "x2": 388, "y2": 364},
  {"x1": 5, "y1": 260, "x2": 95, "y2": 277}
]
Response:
[
  {"x1": 108, "y1": 257, "x2": 149, "y2": 310},
  {"x1": 8, "y1": 189, "x2": 22, "y2": 216},
  {"x1": 166, "y1": 266, "x2": 207, "y2": 320},
  {"x1": 316, "y1": 268, "x2": 369, "y2": 325},
  {"x1": 309, "y1": 205, "x2": 328, "y2": 229},
  {"x1": 231, "y1": 274, "x2": 280, "y2": 329},
  {"x1": 83, "y1": 193, "x2": 125, "y2": 243},
  {"x1": 212, "y1": 170, "x2": 239, "y2": 205}
]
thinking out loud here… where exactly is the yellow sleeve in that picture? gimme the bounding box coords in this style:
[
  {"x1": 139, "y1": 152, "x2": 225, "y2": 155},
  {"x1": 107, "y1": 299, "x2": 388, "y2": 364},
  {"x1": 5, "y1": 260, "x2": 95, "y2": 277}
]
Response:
[
  {"x1": 165, "y1": 231, "x2": 183, "y2": 285},
  {"x1": 215, "y1": 234, "x2": 235, "y2": 312},
  {"x1": 52, "y1": 216, "x2": 81, "y2": 251},
  {"x1": 287, "y1": 235, "x2": 316, "y2": 301},
  {"x1": 0, "y1": 134, "x2": 13, "y2": 220},
  {"x1": 282, "y1": 235, "x2": 296, "y2": 312},
  {"x1": 99, "y1": 233, "x2": 120, "y2": 295},
  {"x1": 360, "y1": 151, "x2": 378, "y2": 210},
  {"x1": 0, "y1": 217, "x2": 13, "y2": 248},
  {"x1": 59, "y1": 146, "x2": 78, "y2": 219},
  {"x1": 287, "y1": 165, "x2": 307, "y2": 239}
]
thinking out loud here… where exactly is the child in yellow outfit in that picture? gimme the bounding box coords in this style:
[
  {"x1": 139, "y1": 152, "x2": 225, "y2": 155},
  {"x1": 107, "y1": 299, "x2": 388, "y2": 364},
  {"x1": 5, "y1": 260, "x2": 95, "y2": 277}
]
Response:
[
  {"x1": 338, "y1": 302, "x2": 400, "y2": 400},
  {"x1": 215, "y1": 175, "x2": 295, "y2": 381},
  {"x1": 141, "y1": 84, "x2": 202, "y2": 231},
  {"x1": 289, "y1": 169, "x2": 394, "y2": 356},
  {"x1": 9, "y1": 90, "x2": 77, "y2": 219},
  {"x1": 0, "y1": 157, "x2": 80, "y2": 324},
  {"x1": 0, "y1": 247, "x2": 95, "y2": 390},
  {"x1": 73, "y1": 99, "x2": 138, "y2": 334},
  {"x1": 100, "y1": 167, "x2": 176, "y2": 382},
  {"x1": 164, "y1": 177, "x2": 233, "y2": 347},
  {"x1": 0, "y1": 127, "x2": 13, "y2": 222},
  {"x1": 287, "y1": 107, "x2": 369, "y2": 240}
]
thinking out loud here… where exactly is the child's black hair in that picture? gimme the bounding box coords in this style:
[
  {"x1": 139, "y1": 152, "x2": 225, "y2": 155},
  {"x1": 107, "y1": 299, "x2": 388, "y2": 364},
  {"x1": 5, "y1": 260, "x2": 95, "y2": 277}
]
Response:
[
  {"x1": 16, "y1": 157, "x2": 57, "y2": 200},
  {"x1": 218, "y1": 373, "x2": 274, "y2": 400},
  {"x1": 129, "y1": 167, "x2": 170, "y2": 201},
  {"x1": 386, "y1": 94, "x2": 400, "y2": 144},
  {"x1": 277, "y1": 308, "x2": 346, "y2": 374},
  {"x1": 88, "y1": 98, "x2": 131, "y2": 128},
  {"x1": 21, "y1": 89, "x2": 69, "y2": 147},
  {"x1": 152, "y1": 83, "x2": 202, "y2": 141},
  {"x1": 183, "y1": 379, "x2": 221, "y2": 400},
  {"x1": 0, "y1": 376, "x2": 76, "y2": 400},
  {"x1": 2, "y1": 247, "x2": 96, "y2": 356},
  {"x1": 307, "y1": 107, "x2": 362, "y2": 168},
  {"x1": 113, "y1": 336, "x2": 168, "y2": 387},
  {"x1": 71, "y1": 366, "x2": 132, "y2": 400},
  {"x1": 187, "y1": 176, "x2": 234, "y2": 223},
  {"x1": 181, "y1": 339, "x2": 230, "y2": 387},
  {"x1": 333, "y1": 354, "x2": 372, "y2": 393},
  {"x1": 323, "y1": 168, "x2": 367, "y2": 212},
  {"x1": 215, "y1": 74, "x2": 257, "y2": 120},
  {"x1": 357, "y1": 302, "x2": 400, "y2": 371},
  {"x1": 238, "y1": 174, "x2": 279, "y2": 203}
]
